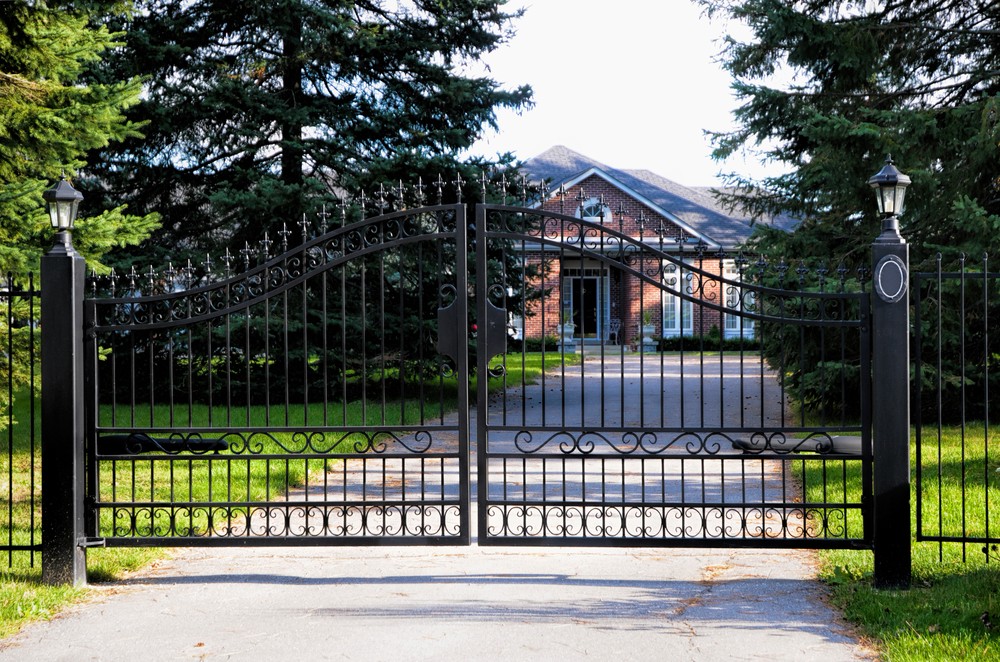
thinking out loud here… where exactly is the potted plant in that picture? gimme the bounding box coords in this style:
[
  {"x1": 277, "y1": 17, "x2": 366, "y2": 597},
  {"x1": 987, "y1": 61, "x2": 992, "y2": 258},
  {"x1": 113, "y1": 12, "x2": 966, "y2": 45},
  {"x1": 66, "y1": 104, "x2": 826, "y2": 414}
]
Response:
[
  {"x1": 640, "y1": 310, "x2": 656, "y2": 349},
  {"x1": 558, "y1": 309, "x2": 575, "y2": 341}
]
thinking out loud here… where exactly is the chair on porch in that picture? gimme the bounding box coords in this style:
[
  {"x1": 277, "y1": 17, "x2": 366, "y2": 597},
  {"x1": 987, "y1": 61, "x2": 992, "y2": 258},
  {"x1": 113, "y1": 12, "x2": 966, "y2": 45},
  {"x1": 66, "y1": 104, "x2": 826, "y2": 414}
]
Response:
[{"x1": 604, "y1": 318, "x2": 622, "y2": 345}]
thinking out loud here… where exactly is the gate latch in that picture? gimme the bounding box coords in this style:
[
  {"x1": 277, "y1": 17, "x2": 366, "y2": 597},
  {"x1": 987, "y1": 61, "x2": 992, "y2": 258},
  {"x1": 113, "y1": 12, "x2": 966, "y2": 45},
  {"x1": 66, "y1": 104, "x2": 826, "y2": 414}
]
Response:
[
  {"x1": 483, "y1": 299, "x2": 507, "y2": 364},
  {"x1": 437, "y1": 299, "x2": 507, "y2": 365},
  {"x1": 437, "y1": 300, "x2": 462, "y2": 365}
]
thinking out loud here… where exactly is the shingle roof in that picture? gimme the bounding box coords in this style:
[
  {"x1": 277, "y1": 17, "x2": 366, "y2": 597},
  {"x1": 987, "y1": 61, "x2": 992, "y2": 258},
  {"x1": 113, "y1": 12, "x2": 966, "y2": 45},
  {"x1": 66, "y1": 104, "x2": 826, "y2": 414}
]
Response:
[{"x1": 521, "y1": 145, "x2": 791, "y2": 248}]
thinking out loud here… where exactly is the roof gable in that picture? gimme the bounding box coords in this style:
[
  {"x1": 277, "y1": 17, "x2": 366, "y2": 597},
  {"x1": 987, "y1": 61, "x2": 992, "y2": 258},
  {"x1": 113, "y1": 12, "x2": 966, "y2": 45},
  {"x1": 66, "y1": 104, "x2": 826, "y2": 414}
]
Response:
[
  {"x1": 555, "y1": 167, "x2": 722, "y2": 248},
  {"x1": 522, "y1": 145, "x2": 783, "y2": 248}
]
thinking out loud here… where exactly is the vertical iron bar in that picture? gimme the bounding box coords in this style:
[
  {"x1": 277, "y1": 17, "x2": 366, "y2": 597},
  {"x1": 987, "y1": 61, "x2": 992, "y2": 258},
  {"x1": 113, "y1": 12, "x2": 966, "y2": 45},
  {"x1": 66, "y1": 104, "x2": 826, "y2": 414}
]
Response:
[
  {"x1": 521, "y1": 228, "x2": 528, "y2": 430},
  {"x1": 361, "y1": 260, "x2": 367, "y2": 425},
  {"x1": 302, "y1": 252, "x2": 309, "y2": 426},
  {"x1": 913, "y1": 272, "x2": 924, "y2": 544},
  {"x1": 984, "y1": 255, "x2": 991, "y2": 554},
  {"x1": 454, "y1": 204, "x2": 470, "y2": 544},
  {"x1": 283, "y1": 264, "x2": 291, "y2": 426},
  {"x1": 476, "y1": 203, "x2": 490, "y2": 543},
  {"x1": 322, "y1": 253, "x2": 328, "y2": 426},
  {"x1": 398, "y1": 234, "x2": 405, "y2": 429},
  {"x1": 266, "y1": 269, "x2": 274, "y2": 424},
  {"x1": 206, "y1": 317, "x2": 213, "y2": 427},
  {"x1": 341, "y1": 259, "x2": 347, "y2": 426},
  {"x1": 417, "y1": 242, "x2": 425, "y2": 426},
  {"x1": 244, "y1": 304, "x2": 251, "y2": 427},
  {"x1": 168, "y1": 301, "x2": 174, "y2": 428},
  {"x1": 225, "y1": 281, "x2": 232, "y2": 428},
  {"x1": 29, "y1": 276, "x2": 38, "y2": 564},
  {"x1": 960, "y1": 255, "x2": 968, "y2": 560},
  {"x1": 936, "y1": 257, "x2": 944, "y2": 561},
  {"x1": 6, "y1": 279, "x2": 12, "y2": 564},
  {"x1": 379, "y1": 224, "x2": 386, "y2": 425}
]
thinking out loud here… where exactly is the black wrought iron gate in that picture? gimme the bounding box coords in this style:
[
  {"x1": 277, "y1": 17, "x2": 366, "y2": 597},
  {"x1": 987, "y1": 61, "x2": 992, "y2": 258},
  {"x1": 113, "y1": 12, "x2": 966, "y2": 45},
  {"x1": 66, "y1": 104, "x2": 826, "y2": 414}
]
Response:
[
  {"x1": 84, "y1": 203, "x2": 872, "y2": 549},
  {"x1": 475, "y1": 204, "x2": 873, "y2": 548},
  {"x1": 85, "y1": 205, "x2": 471, "y2": 545}
]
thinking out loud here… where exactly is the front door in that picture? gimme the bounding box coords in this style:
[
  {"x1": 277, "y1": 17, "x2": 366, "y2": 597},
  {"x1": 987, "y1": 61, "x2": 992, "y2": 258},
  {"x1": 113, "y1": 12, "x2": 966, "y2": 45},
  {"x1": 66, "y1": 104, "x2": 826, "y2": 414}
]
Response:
[{"x1": 563, "y1": 267, "x2": 609, "y2": 343}]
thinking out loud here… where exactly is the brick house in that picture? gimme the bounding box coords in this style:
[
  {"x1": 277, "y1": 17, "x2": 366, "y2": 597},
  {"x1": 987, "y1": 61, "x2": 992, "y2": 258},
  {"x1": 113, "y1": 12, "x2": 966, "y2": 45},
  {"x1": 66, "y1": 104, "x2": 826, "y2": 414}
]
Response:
[{"x1": 515, "y1": 146, "x2": 791, "y2": 348}]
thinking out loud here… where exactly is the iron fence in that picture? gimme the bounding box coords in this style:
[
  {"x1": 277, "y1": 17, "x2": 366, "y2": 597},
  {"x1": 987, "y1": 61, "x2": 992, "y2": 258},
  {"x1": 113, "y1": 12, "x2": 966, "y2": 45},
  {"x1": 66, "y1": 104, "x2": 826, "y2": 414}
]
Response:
[
  {"x1": 0, "y1": 273, "x2": 41, "y2": 567},
  {"x1": 914, "y1": 255, "x2": 1000, "y2": 560}
]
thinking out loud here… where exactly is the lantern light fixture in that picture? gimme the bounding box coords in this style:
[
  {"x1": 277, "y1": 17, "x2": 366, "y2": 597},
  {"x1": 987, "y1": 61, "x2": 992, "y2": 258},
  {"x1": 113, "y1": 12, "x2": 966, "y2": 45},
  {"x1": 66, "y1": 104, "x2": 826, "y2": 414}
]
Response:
[{"x1": 42, "y1": 175, "x2": 84, "y2": 231}]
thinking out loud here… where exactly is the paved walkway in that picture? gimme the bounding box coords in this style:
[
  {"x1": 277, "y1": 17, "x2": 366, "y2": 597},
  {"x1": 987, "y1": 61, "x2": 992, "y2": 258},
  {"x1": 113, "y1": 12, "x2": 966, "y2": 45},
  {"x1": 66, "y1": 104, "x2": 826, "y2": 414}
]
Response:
[{"x1": 0, "y1": 545, "x2": 870, "y2": 661}]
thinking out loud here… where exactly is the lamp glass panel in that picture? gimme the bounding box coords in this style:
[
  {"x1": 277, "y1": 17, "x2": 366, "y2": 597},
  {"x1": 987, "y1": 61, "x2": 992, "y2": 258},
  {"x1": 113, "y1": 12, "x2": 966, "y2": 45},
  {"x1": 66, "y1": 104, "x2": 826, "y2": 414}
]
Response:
[
  {"x1": 892, "y1": 186, "x2": 906, "y2": 216},
  {"x1": 879, "y1": 186, "x2": 893, "y2": 214},
  {"x1": 50, "y1": 201, "x2": 73, "y2": 229}
]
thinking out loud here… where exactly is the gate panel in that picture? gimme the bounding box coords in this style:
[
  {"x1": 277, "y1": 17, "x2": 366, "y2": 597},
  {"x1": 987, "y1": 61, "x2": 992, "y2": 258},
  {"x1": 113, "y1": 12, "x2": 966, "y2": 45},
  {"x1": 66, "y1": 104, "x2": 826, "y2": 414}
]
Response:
[
  {"x1": 85, "y1": 205, "x2": 470, "y2": 545},
  {"x1": 476, "y1": 204, "x2": 872, "y2": 547}
]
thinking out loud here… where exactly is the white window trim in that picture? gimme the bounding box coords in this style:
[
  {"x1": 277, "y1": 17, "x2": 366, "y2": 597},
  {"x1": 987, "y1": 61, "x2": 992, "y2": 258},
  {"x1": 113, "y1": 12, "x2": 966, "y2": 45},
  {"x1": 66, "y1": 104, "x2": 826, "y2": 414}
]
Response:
[
  {"x1": 723, "y1": 259, "x2": 755, "y2": 339},
  {"x1": 576, "y1": 197, "x2": 611, "y2": 223},
  {"x1": 661, "y1": 260, "x2": 694, "y2": 337}
]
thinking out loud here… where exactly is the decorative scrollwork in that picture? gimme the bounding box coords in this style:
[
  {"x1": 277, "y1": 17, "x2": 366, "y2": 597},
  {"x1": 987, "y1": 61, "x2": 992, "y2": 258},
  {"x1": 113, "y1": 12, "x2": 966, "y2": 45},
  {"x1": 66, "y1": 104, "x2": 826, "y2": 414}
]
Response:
[
  {"x1": 103, "y1": 503, "x2": 464, "y2": 539},
  {"x1": 739, "y1": 431, "x2": 835, "y2": 455},
  {"x1": 481, "y1": 504, "x2": 860, "y2": 541},
  {"x1": 92, "y1": 207, "x2": 459, "y2": 331}
]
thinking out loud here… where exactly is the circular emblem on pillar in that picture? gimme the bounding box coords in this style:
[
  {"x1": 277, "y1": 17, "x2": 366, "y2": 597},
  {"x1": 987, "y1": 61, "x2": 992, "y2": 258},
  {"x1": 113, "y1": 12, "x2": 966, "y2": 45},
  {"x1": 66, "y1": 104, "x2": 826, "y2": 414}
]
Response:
[{"x1": 874, "y1": 254, "x2": 908, "y2": 304}]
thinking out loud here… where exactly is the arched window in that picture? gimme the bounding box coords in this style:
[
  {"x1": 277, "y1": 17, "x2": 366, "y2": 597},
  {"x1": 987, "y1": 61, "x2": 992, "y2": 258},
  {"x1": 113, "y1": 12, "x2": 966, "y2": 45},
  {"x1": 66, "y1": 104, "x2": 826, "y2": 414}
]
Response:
[{"x1": 577, "y1": 197, "x2": 610, "y2": 222}]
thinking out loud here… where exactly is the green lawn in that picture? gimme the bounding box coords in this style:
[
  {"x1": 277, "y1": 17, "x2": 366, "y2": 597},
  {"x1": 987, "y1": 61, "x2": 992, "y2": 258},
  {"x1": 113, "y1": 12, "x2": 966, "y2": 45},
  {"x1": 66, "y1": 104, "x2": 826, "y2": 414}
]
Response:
[{"x1": 808, "y1": 424, "x2": 1000, "y2": 660}]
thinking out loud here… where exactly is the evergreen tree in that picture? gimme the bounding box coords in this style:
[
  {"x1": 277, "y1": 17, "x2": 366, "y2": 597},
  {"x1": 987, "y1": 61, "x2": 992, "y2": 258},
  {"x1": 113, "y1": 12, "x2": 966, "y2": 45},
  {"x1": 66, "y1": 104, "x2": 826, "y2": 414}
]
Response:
[
  {"x1": 700, "y1": 0, "x2": 1000, "y2": 269},
  {"x1": 0, "y1": 0, "x2": 158, "y2": 274},
  {"x1": 85, "y1": 0, "x2": 533, "y2": 264},
  {"x1": 0, "y1": 0, "x2": 158, "y2": 429},
  {"x1": 701, "y1": 0, "x2": 1000, "y2": 420}
]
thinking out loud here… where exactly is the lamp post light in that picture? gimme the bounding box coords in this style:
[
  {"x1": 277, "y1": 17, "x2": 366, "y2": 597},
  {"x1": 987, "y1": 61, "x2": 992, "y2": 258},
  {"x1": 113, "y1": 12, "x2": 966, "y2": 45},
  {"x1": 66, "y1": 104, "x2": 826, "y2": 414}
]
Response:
[
  {"x1": 42, "y1": 175, "x2": 84, "y2": 245},
  {"x1": 868, "y1": 155, "x2": 911, "y2": 244},
  {"x1": 40, "y1": 175, "x2": 88, "y2": 586},
  {"x1": 868, "y1": 154, "x2": 912, "y2": 590}
]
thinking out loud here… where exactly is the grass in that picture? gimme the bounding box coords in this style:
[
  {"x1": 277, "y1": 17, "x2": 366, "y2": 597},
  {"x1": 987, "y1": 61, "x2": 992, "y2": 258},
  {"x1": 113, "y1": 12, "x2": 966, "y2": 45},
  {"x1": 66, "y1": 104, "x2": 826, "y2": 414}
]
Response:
[
  {"x1": 0, "y1": 385, "x2": 166, "y2": 638},
  {"x1": 483, "y1": 349, "x2": 581, "y2": 389},
  {"x1": 805, "y1": 423, "x2": 1000, "y2": 660}
]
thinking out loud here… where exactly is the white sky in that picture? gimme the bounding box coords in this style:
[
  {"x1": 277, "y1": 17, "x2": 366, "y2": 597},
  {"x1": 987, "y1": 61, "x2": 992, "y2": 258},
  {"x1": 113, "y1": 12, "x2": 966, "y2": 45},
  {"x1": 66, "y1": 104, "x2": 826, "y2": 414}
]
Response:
[{"x1": 467, "y1": 0, "x2": 787, "y2": 187}]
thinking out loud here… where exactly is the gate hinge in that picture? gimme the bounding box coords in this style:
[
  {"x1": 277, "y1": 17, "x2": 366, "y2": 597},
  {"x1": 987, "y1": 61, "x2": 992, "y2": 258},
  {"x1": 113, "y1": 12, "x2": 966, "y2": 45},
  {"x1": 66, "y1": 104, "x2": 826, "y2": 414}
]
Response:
[{"x1": 80, "y1": 537, "x2": 107, "y2": 548}]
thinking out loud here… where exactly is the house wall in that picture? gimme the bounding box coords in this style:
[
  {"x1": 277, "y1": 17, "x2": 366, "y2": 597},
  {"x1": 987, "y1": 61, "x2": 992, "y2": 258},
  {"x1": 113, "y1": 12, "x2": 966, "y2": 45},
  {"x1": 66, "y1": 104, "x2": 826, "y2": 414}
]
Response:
[
  {"x1": 516, "y1": 175, "x2": 732, "y2": 346},
  {"x1": 539, "y1": 174, "x2": 688, "y2": 241},
  {"x1": 519, "y1": 252, "x2": 728, "y2": 347}
]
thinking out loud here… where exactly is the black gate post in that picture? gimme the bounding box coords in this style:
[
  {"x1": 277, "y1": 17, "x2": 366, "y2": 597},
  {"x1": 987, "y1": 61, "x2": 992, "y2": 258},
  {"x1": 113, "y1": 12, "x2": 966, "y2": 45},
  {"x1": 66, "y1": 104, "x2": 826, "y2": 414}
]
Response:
[
  {"x1": 41, "y1": 229, "x2": 88, "y2": 586},
  {"x1": 870, "y1": 160, "x2": 912, "y2": 590}
]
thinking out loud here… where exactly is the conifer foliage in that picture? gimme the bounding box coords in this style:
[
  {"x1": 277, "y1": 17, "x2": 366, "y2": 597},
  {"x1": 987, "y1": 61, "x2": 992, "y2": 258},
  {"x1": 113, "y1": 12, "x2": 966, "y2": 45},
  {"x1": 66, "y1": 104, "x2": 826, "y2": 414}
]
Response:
[
  {"x1": 702, "y1": 0, "x2": 1000, "y2": 420},
  {"x1": 701, "y1": 0, "x2": 1000, "y2": 269},
  {"x1": 86, "y1": 0, "x2": 533, "y2": 262},
  {"x1": 0, "y1": 0, "x2": 158, "y2": 274}
]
